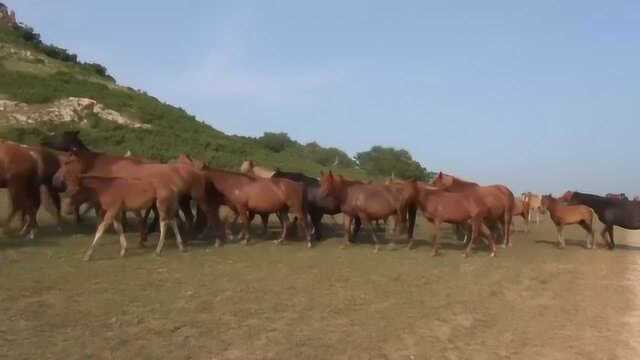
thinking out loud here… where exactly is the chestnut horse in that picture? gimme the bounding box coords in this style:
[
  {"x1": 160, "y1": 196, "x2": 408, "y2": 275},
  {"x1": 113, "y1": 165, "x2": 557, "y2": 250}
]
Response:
[
  {"x1": 541, "y1": 195, "x2": 594, "y2": 249},
  {"x1": 561, "y1": 191, "x2": 640, "y2": 249},
  {"x1": 0, "y1": 141, "x2": 41, "y2": 238},
  {"x1": 411, "y1": 181, "x2": 498, "y2": 257},
  {"x1": 319, "y1": 172, "x2": 417, "y2": 252},
  {"x1": 187, "y1": 159, "x2": 312, "y2": 247},
  {"x1": 58, "y1": 167, "x2": 183, "y2": 260},
  {"x1": 53, "y1": 152, "x2": 224, "y2": 243},
  {"x1": 431, "y1": 172, "x2": 515, "y2": 247}
]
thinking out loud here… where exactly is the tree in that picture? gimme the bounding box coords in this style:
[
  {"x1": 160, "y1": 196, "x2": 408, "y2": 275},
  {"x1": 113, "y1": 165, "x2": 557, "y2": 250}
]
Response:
[
  {"x1": 304, "y1": 141, "x2": 356, "y2": 168},
  {"x1": 259, "y1": 132, "x2": 296, "y2": 153},
  {"x1": 355, "y1": 145, "x2": 430, "y2": 180}
]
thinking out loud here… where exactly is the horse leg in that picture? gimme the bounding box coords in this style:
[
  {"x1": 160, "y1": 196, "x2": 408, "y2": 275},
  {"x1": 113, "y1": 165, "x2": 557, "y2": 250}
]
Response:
[
  {"x1": 178, "y1": 197, "x2": 194, "y2": 234},
  {"x1": 352, "y1": 216, "x2": 362, "y2": 242},
  {"x1": 465, "y1": 219, "x2": 482, "y2": 258},
  {"x1": 155, "y1": 219, "x2": 169, "y2": 256},
  {"x1": 556, "y1": 224, "x2": 565, "y2": 249},
  {"x1": 171, "y1": 218, "x2": 185, "y2": 252},
  {"x1": 432, "y1": 221, "x2": 442, "y2": 256},
  {"x1": 45, "y1": 185, "x2": 63, "y2": 230},
  {"x1": 134, "y1": 210, "x2": 148, "y2": 248},
  {"x1": 112, "y1": 218, "x2": 128, "y2": 258},
  {"x1": 239, "y1": 209, "x2": 251, "y2": 246},
  {"x1": 84, "y1": 210, "x2": 116, "y2": 261},
  {"x1": 455, "y1": 224, "x2": 467, "y2": 242},
  {"x1": 578, "y1": 220, "x2": 594, "y2": 249},
  {"x1": 310, "y1": 210, "x2": 323, "y2": 241},
  {"x1": 147, "y1": 204, "x2": 160, "y2": 234},
  {"x1": 260, "y1": 213, "x2": 270, "y2": 237},
  {"x1": 479, "y1": 222, "x2": 496, "y2": 257},
  {"x1": 342, "y1": 215, "x2": 354, "y2": 248},
  {"x1": 607, "y1": 225, "x2": 615, "y2": 249},
  {"x1": 275, "y1": 211, "x2": 290, "y2": 245},
  {"x1": 361, "y1": 216, "x2": 380, "y2": 252}
]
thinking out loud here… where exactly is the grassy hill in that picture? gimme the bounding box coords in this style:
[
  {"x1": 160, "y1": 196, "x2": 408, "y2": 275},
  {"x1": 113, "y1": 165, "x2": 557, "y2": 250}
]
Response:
[{"x1": 0, "y1": 12, "x2": 430, "y2": 180}]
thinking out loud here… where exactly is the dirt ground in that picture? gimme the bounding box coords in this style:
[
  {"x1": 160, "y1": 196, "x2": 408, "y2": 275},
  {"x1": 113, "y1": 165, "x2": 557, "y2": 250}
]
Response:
[{"x1": 2, "y1": 194, "x2": 640, "y2": 359}]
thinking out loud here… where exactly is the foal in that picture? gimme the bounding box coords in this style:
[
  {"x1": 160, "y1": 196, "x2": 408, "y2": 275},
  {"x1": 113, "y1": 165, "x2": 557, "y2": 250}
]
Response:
[
  {"x1": 61, "y1": 169, "x2": 183, "y2": 260},
  {"x1": 541, "y1": 195, "x2": 594, "y2": 249}
]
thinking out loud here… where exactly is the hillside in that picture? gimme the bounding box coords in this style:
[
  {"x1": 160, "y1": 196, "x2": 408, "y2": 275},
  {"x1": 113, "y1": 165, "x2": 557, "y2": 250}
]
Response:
[{"x1": 0, "y1": 5, "x2": 429, "y2": 180}]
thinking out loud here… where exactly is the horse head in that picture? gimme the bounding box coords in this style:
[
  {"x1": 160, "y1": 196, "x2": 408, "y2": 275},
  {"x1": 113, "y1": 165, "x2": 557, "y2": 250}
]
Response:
[
  {"x1": 559, "y1": 191, "x2": 574, "y2": 203},
  {"x1": 52, "y1": 152, "x2": 84, "y2": 192},
  {"x1": 41, "y1": 130, "x2": 90, "y2": 152}
]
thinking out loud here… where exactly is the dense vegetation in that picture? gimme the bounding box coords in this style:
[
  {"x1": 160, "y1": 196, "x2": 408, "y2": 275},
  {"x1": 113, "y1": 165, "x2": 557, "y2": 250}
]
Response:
[{"x1": 0, "y1": 18, "x2": 432, "y2": 181}]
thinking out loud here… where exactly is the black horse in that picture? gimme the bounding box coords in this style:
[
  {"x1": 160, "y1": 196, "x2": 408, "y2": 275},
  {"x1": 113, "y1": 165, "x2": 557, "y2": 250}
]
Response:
[
  {"x1": 272, "y1": 168, "x2": 361, "y2": 241},
  {"x1": 563, "y1": 191, "x2": 640, "y2": 249}
]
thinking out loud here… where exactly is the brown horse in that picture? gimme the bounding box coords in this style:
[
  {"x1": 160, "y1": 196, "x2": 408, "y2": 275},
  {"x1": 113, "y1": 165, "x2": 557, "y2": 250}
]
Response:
[
  {"x1": 53, "y1": 152, "x2": 224, "y2": 243},
  {"x1": 187, "y1": 158, "x2": 311, "y2": 247},
  {"x1": 432, "y1": 172, "x2": 514, "y2": 247},
  {"x1": 606, "y1": 193, "x2": 629, "y2": 201},
  {"x1": 0, "y1": 141, "x2": 41, "y2": 239},
  {"x1": 411, "y1": 181, "x2": 498, "y2": 257},
  {"x1": 541, "y1": 195, "x2": 594, "y2": 249},
  {"x1": 319, "y1": 172, "x2": 417, "y2": 252},
  {"x1": 58, "y1": 162, "x2": 183, "y2": 260}
]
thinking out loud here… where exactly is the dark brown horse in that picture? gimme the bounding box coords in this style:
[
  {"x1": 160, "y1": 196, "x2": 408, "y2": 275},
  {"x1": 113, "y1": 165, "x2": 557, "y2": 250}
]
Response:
[
  {"x1": 605, "y1": 193, "x2": 629, "y2": 201},
  {"x1": 58, "y1": 158, "x2": 183, "y2": 260},
  {"x1": 561, "y1": 191, "x2": 640, "y2": 249},
  {"x1": 0, "y1": 141, "x2": 41, "y2": 239},
  {"x1": 541, "y1": 195, "x2": 594, "y2": 249},
  {"x1": 318, "y1": 172, "x2": 417, "y2": 252},
  {"x1": 431, "y1": 172, "x2": 515, "y2": 247},
  {"x1": 411, "y1": 181, "x2": 498, "y2": 257}
]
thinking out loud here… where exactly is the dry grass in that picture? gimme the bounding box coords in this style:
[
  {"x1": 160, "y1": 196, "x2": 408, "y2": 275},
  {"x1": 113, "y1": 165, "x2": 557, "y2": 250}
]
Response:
[{"x1": 1, "y1": 193, "x2": 640, "y2": 359}]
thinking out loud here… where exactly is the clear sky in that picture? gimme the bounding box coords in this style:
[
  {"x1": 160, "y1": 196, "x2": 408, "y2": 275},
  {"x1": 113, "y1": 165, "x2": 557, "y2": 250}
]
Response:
[{"x1": 8, "y1": 1, "x2": 640, "y2": 195}]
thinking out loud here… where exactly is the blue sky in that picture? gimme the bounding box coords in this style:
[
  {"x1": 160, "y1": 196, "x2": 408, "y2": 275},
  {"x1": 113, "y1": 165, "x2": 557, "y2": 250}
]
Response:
[{"x1": 8, "y1": 1, "x2": 640, "y2": 195}]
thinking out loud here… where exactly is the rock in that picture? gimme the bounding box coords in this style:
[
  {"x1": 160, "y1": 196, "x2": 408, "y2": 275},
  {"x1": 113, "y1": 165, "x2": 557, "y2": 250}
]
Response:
[{"x1": 0, "y1": 97, "x2": 151, "y2": 129}]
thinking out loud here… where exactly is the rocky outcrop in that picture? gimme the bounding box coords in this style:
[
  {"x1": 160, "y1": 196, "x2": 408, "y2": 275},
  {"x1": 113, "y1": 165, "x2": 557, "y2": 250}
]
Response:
[
  {"x1": 0, "y1": 3, "x2": 17, "y2": 27},
  {"x1": 0, "y1": 97, "x2": 151, "y2": 128}
]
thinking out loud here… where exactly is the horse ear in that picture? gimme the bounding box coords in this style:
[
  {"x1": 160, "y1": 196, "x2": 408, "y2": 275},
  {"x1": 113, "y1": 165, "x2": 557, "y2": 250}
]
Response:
[{"x1": 437, "y1": 172, "x2": 443, "y2": 179}]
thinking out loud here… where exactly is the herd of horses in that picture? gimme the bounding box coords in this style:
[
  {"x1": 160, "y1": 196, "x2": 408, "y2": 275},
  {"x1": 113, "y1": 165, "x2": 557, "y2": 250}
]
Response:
[{"x1": 1, "y1": 131, "x2": 640, "y2": 261}]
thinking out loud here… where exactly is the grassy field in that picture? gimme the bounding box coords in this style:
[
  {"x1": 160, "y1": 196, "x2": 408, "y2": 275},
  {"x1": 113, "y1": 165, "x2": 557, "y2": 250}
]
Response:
[{"x1": 2, "y1": 193, "x2": 640, "y2": 359}]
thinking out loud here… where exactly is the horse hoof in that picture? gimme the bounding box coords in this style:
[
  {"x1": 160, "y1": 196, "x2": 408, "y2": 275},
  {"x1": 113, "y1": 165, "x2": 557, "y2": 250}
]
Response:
[
  {"x1": 120, "y1": 250, "x2": 126, "y2": 258},
  {"x1": 154, "y1": 251, "x2": 162, "y2": 257},
  {"x1": 82, "y1": 255, "x2": 92, "y2": 262},
  {"x1": 463, "y1": 253, "x2": 470, "y2": 258},
  {"x1": 214, "y1": 241, "x2": 222, "y2": 248},
  {"x1": 306, "y1": 242, "x2": 312, "y2": 249},
  {"x1": 489, "y1": 252, "x2": 496, "y2": 257}
]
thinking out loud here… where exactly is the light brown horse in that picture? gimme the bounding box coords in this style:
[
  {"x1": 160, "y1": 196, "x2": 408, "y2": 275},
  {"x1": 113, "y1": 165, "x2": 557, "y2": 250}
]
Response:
[
  {"x1": 58, "y1": 161, "x2": 183, "y2": 260},
  {"x1": 411, "y1": 181, "x2": 498, "y2": 257},
  {"x1": 240, "y1": 160, "x2": 276, "y2": 178},
  {"x1": 522, "y1": 192, "x2": 543, "y2": 224},
  {"x1": 0, "y1": 141, "x2": 41, "y2": 239},
  {"x1": 541, "y1": 195, "x2": 594, "y2": 249},
  {"x1": 319, "y1": 172, "x2": 417, "y2": 252},
  {"x1": 512, "y1": 198, "x2": 530, "y2": 233},
  {"x1": 432, "y1": 172, "x2": 514, "y2": 247}
]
